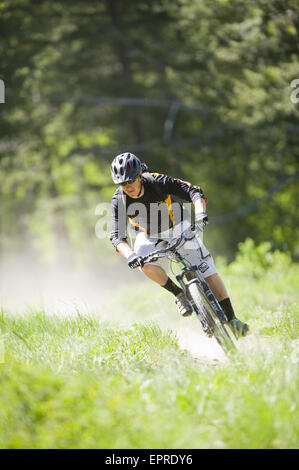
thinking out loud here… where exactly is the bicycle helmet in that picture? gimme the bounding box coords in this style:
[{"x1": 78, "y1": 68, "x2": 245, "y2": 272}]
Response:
[{"x1": 110, "y1": 152, "x2": 142, "y2": 184}]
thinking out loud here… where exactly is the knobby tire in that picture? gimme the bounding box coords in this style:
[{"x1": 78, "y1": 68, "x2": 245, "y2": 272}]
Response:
[{"x1": 187, "y1": 280, "x2": 237, "y2": 355}]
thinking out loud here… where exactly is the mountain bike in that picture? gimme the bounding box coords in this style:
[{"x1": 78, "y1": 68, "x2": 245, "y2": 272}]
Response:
[{"x1": 139, "y1": 222, "x2": 237, "y2": 355}]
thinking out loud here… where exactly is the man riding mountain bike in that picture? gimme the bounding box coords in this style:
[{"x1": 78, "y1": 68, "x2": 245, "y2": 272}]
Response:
[{"x1": 109, "y1": 152, "x2": 249, "y2": 337}]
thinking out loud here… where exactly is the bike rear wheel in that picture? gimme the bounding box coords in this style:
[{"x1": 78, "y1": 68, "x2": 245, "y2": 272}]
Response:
[{"x1": 187, "y1": 279, "x2": 237, "y2": 355}]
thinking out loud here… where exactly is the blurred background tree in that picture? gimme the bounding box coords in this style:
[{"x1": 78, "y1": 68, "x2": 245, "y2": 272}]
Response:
[{"x1": 1, "y1": 0, "x2": 298, "y2": 267}]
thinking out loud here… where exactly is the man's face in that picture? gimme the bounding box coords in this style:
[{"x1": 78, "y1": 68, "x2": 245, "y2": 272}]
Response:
[{"x1": 120, "y1": 174, "x2": 143, "y2": 198}]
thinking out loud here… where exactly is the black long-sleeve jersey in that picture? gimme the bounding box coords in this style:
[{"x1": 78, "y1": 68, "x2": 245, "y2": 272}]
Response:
[{"x1": 110, "y1": 172, "x2": 207, "y2": 248}]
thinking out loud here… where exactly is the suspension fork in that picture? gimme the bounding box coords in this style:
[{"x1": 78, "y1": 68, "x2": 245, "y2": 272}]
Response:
[{"x1": 176, "y1": 265, "x2": 227, "y2": 323}]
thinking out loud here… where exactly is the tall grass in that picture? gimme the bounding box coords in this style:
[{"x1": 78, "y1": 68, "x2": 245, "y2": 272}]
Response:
[{"x1": 0, "y1": 239, "x2": 298, "y2": 448}]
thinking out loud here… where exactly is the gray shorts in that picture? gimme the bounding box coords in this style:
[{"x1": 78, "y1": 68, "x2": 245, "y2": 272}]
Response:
[{"x1": 134, "y1": 222, "x2": 217, "y2": 279}]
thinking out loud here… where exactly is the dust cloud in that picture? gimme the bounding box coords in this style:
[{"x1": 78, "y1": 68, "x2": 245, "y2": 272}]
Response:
[
  {"x1": 0, "y1": 250, "x2": 134, "y2": 316},
  {"x1": 0, "y1": 249, "x2": 227, "y2": 363}
]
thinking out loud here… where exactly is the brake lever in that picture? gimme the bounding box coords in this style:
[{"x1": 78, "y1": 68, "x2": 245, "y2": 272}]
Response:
[
  {"x1": 142, "y1": 252, "x2": 163, "y2": 265},
  {"x1": 193, "y1": 221, "x2": 204, "y2": 232}
]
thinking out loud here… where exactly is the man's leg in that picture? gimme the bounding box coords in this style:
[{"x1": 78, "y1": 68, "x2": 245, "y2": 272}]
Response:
[
  {"x1": 141, "y1": 264, "x2": 192, "y2": 316},
  {"x1": 205, "y1": 272, "x2": 236, "y2": 321},
  {"x1": 205, "y1": 272, "x2": 249, "y2": 336},
  {"x1": 141, "y1": 263, "x2": 168, "y2": 286},
  {"x1": 204, "y1": 273, "x2": 228, "y2": 302}
]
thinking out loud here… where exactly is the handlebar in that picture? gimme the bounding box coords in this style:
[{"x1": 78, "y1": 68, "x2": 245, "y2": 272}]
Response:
[{"x1": 139, "y1": 222, "x2": 201, "y2": 265}]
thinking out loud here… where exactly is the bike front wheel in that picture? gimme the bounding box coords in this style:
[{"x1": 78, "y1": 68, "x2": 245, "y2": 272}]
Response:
[{"x1": 187, "y1": 279, "x2": 237, "y2": 355}]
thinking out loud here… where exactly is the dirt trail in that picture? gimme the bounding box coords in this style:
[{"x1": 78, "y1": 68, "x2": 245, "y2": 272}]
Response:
[
  {"x1": 0, "y1": 254, "x2": 230, "y2": 364},
  {"x1": 175, "y1": 327, "x2": 227, "y2": 363}
]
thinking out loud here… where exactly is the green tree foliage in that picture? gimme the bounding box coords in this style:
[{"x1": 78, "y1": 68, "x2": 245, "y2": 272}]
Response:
[{"x1": 1, "y1": 0, "x2": 298, "y2": 262}]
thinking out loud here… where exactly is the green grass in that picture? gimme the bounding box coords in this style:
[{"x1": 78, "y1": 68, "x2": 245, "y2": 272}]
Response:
[{"x1": 0, "y1": 242, "x2": 298, "y2": 449}]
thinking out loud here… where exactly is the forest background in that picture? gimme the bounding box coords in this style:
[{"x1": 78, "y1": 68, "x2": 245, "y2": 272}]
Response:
[{"x1": 1, "y1": 0, "x2": 299, "y2": 269}]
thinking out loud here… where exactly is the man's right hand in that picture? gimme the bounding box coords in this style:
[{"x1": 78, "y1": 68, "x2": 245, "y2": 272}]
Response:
[
  {"x1": 127, "y1": 253, "x2": 144, "y2": 269},
  {"x1": 195, "y1": 212, "x2": 209, "y2": 230}
]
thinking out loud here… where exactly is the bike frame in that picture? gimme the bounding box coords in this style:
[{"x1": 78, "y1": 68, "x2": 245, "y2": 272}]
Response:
[
  {"x1": 175, "y1": 265, "x2": 227, "y2": 325},
  {"x1": 139, "y1": 224, "x2": 237, "y2": 353},
  {"x1": 140, "y1": 223, "x2": 228, "y2": 326}
]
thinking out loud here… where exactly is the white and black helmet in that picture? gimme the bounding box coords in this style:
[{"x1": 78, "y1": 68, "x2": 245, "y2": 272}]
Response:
[{"x1": 110, "y1": 152, "x2": 142, "y2": 184}]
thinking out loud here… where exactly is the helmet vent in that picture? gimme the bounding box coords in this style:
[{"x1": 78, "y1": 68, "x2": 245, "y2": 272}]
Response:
[{"x1": 110, "y1": 152, "x2": 141, "y2": 184}]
